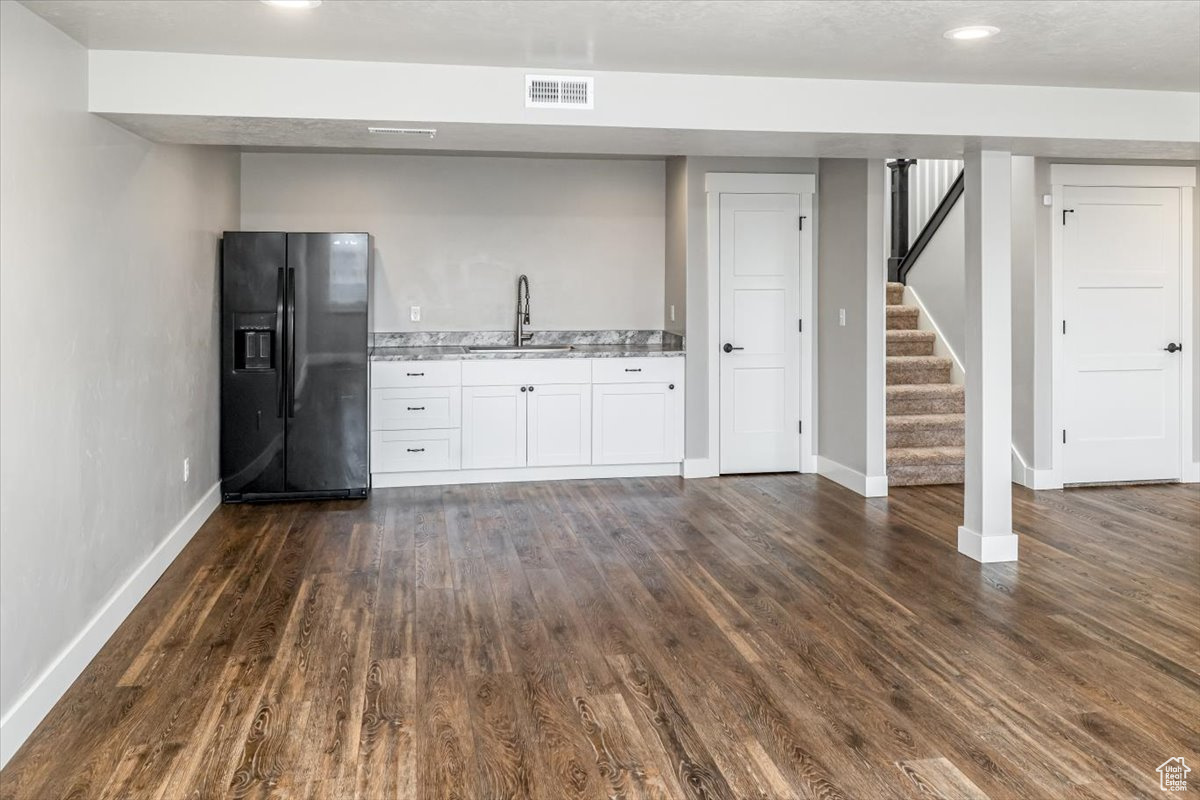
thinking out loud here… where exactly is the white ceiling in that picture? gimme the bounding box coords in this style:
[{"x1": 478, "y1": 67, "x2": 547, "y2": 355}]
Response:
[{"x1": 24, "y1": 0, "x2": 1200, "y2": 92}]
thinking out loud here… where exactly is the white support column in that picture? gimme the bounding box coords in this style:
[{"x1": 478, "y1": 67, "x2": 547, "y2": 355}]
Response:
[{"x1": 958, "y1": 149, "x2": 1018, "y2": 563}]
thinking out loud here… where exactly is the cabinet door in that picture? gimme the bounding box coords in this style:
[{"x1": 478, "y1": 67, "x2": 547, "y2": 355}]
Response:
[
  {"x1": 527, "y1": 384, "x2": 592, "y2": 467},
  {"x1": 462, "y1": 385, "x2": 527, "y2": 469},
  {"x1": 592, "y1": 382, "x2": 683, "y2": 465}
]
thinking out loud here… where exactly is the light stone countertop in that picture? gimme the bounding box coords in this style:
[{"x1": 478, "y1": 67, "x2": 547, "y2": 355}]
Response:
[{"x1": 369, "y1": 343, "x2": 684, "y2": 361}]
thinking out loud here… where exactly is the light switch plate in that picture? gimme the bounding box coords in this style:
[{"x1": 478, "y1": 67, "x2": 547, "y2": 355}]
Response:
[
  {"x1": 1042, "y1": 194, "x2": 1053, "y2": 207},
  {"x1": 410, "y1": 305, "x2": 421, "y2": 322},
  {"x1": 838, "y1": 308, "x2": 846, "y2": 326}
]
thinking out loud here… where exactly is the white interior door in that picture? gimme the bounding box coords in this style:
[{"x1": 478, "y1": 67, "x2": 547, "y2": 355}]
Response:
[
  {"x1": 1063, "y1": 185, "x2": 1183, "y2": 483},
  {"x1": 527, "y1": 383, "x2": 591, "y2": 466},
  {"x1": 719, "y1": 193, "x2": 801, "y2": 473}
]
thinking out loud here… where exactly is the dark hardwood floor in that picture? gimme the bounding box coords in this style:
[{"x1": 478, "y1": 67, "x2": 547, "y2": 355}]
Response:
[{"x1": 1, "y1": 476, "x2": 1197, "y2": 799}]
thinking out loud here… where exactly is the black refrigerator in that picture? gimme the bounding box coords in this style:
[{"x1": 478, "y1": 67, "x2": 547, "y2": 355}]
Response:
[{"x1": 221, "y1": 232, "x2": 370, "y2": 502}]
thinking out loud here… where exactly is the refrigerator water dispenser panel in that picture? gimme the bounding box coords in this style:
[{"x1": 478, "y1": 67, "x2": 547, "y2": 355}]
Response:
[{"x1": 232, "y1": 311, "x2": 276, "y2": 372}]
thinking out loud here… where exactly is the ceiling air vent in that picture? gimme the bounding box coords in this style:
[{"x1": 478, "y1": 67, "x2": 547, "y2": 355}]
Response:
[{"x1": 525, "y1": 75, "x2": 594, "y2": 109}]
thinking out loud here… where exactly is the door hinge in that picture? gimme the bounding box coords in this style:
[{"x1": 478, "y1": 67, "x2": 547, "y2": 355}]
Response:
[
  {"x1": 1062, "y1": 429, "x2": 1067, "y2": 444},
  {"x1": 1062, "y1": 208, "x2": 1075, "y2": 225},
  {"x1": 799, "y1": 420, "x2": 803, "y2": 434},
  {"x1": 1062, "y1": 319, "x2": 1067, "y2": 334},
  {"x1": 798, "y1": 318, "x2": 803, "y2": 332},
  {"x1": 799, "y1": 215, "x2": 806, "y2": 231}
]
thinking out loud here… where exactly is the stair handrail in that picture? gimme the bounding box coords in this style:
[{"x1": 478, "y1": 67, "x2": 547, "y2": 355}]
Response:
[{"x1": 896, "y1": 169, "x2": 964, "y2": 285}]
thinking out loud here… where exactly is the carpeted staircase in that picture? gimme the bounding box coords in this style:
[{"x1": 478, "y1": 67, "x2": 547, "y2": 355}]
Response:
[{"x1": 886, "y1": 282, "x2": 965, "y2": 486}]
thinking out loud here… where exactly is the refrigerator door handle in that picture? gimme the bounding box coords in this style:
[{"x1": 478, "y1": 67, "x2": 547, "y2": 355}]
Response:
[
  {"x1": 275, "y1": 268, "x2": 285, "y2": 418},
  {"x1": 287, "y1": 267, "x2": 297, "y2": 418}
]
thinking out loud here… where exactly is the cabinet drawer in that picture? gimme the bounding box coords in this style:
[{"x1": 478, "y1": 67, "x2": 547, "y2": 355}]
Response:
[
  {"x1": 371, "y1": 387, "x2": 460, "y2": 430},
  {"x1": 372, "y1": 360, "x2": 461, "y2": 388},
  {"x1": 371, "y1": 429, "x2": 461, "y2": 472},
  {"x1": 591, "y1": 357, "x2": 683, "y2": 384},
  {"x1": 461, "y1": 358, "x2": 591, "y2": 387}
]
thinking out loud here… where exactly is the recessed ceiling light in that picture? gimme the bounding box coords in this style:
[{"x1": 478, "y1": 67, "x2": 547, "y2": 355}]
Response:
[
  {"x1": 944, "y1": 25, "x2": 1000, "y2": 41},
  {"x1": 260, "y1": 0, "x2": 322, "y2": 9}
]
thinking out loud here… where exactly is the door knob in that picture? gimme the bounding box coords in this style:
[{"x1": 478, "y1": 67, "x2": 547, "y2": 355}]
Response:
[
  {"x1": 722, "y1": 343, "x2": 744, "y2": 353},
  {"x1": 1164, "y1": 342, "x2": 1182, "y2": 353}
]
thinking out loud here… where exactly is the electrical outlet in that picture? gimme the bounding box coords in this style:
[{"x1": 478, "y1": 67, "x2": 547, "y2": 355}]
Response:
[
  {"x1": 670, "y1": 305, "x2": 676, "y2": 322},
  {"x1": 182, "y1": 457, "x2": 190, "y2": 483},
  {"x1": 410, "y1": 305, "x2": 421, "y2": 322},
  {"x1": 838, "y1": 308, "x2": 846, "y2": 327}
]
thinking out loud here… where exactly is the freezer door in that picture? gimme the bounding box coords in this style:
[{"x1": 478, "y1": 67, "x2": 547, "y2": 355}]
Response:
[
  {"x1": 221, "y1": 232, "x2": 287, "y2": 497},
  {"x1": 284, "y1": 233, "x2": 370, "y2": 492}
]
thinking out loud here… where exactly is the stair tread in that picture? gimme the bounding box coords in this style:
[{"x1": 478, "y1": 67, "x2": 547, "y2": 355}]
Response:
[
  {"x1": 887, "y1": 282, "x2": 905, "y2": 290},
  {"x1": 886, "y1": 413, "x2": 965, "y2": 429},
  {"x1": 887, "y1": 383, "x2": 963, "y2": 397},
  {"x1": 886, "y1": 329, "x2": 935, "y2": 339},
  {"x1": 886, "y1": 304, "x2": 918, "y2": 313},
  {"x1": 887, "y1": 446, "x2": 966, "y2": 466},
  {"x1": 887, "y1": 355, "x2": 952, "y2": 366}
]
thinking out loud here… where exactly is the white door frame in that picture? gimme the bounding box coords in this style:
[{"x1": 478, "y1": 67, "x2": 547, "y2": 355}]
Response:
[
  {"x1": 1050, "y1": 163, "x2": 1197, "y2": 486},
  {"x1": 704, "y1": 172, "x2": 817, "y2": 475}
]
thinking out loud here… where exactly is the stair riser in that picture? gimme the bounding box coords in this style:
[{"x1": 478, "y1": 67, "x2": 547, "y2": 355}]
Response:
[
  {"x1": 888, "y1": 427, "x2": 965, "y2": 448},
  {"x1": 887, "y1": 310, "x2": 920, "y2": 331},
  {"x1": 888, "y1": 464, "x2": 965, "y2": 486},
  {"x1": 887, "y1": 363, "x2": 952, "y2": 384},
  {"x1": 888, "y1": 396, "x2": 965, "y2": 415},
  {"x1": 887, "y1": 286, "x2": 904, "y2": 305},
  {"x1": 887, "y1": 340, "x2": 935, "y2": 357}
]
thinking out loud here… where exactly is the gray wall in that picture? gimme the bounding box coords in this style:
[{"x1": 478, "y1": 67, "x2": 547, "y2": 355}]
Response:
[
  {"x1": 240, "y1": 153, "x2": 666, "y2": 333},
  {"x1": 681, "y1": 156, "x2": 820, "y2": 460},
  {"x1": 816, "y1": 159, "x2": 887, "y2": 476},
  {"x1": 906, "y1": 200, "x2": 966, "y2": 362},
  {"x1": 0, "y1": 0, "x2": 239, "y2": 728},
  {"x1": 664, "y1": 157, "x2": 687, "y2": 336}
]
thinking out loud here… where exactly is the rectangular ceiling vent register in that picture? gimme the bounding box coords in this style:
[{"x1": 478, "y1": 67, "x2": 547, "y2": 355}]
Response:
[{"x1": 525, "y1": 75, "x2": 594, "y2": 109}]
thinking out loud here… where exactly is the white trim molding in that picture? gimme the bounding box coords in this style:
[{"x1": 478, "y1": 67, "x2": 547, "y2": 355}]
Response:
[
  {"x1": 373, "y1": 462, "x2": 682, "y2": 489},
  {"x1": 0, "y1": 482, "x2": 221, "y2": 767},
  {"x1": 957, "y1": 526, "x2": 1019, "y2": 563},
  {"x1": 1011, "y1": 446, "x2": 1061, "y2": 490},
  {"x1": 1049, "y1": 164, "x2": 1197, "y2": 188},
  {"x1": 1050, "y1": 163, "x2": 1196, "y2": 486},
  {"x1": 682, "y1": 457, "x2": 719, "y2": 479},
  {"x1": 816, "y1": 456, "x2": 888, "y2": 497},
  {"x1": 704, "y1": 172, "x2": 818, "y2": 477}
]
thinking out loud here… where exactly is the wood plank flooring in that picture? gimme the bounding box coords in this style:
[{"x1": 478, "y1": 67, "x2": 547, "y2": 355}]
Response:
[{"x1": 2, "y1": 476, "x2": 1197, "y2": 799}]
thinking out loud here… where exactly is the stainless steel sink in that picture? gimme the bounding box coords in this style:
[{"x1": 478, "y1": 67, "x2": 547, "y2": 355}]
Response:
[{"x1": 465, "y1": 345, "x2": 575, "y2": 353}]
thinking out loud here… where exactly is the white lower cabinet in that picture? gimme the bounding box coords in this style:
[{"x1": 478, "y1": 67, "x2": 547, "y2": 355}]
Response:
[
  {"x1": 593, "y1": 382, "x2": 683, "y2": 464},
  {"x1": 374, "y1": 355, "x2": 684, "y2": 483},
  {"x1": 527, "y1": 384, "x2": 592, "y2": 466},
  {"x1": 461, "y1": 385, "x2": 527, "y2": 469},
  {"x1": 372, "y1": 429, "x2": 461, "y2": 472}
]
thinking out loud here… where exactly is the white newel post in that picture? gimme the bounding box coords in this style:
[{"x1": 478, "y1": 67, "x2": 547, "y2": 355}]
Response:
[{"x1": 958, "y1": 149, "x2": 1018, "y2": 562}]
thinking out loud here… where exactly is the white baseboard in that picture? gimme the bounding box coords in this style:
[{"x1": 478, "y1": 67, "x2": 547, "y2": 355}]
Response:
[
  {"x1": 1011, "y1": 448, "x2": 1062, "y2": 490},
  {"x1": 372, "y1": 462, "x2": 682, "y2": 489},
  {"x1": 1184, "y1": 461, "x2": 1200, "y2": 483},
  {"x1": 0, "y1": 481, "x2": 221, "y2": 768},
  {"x1": 682, "y1": 457, "x2": 719, "y2": 479},
  {"x1": 816, "y1": 456, "x2": 888, "y2": 497},
  {"x1": 957, "y1": 525, "x2": 1019, "y2": 563}
]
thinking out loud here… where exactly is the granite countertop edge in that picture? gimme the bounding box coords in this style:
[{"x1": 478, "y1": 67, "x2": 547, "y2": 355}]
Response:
[{"x1": 370, "y1": 345, "x2": 685, "y2": 361}]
